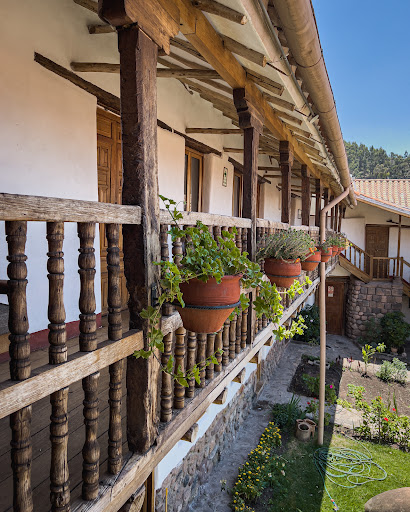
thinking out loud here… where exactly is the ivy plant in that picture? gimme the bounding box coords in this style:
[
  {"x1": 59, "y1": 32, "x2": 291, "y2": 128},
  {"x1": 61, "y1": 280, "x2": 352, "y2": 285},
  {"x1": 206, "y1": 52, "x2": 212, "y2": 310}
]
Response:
[{"x1": 134, "y1": 196, "x2": 310, "y2": 386}]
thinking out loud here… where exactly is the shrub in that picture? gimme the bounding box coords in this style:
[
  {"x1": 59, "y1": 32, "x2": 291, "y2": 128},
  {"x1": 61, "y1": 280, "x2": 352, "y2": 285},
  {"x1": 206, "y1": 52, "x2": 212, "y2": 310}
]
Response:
[
  {"x1": 376, "y1": 358, "x2": 408, "y2": 384},
  {"x1": 256, "y1": 228, "x2": 315, "y2": 262},
  {"x1": 271, "y1": 395, "x2": 304, "y2": 431},
  {"x1": 301, "y1": 374, "x2": 337, "y2": 403},
  {"x1": 294, "y1": 305, "x2": 320, "y2": 344},
  {"x1": 380, "y1": 311, "x2": 410, "y2": 350},
  {"x1": 338, "y1": 384, "x2": 410, "y2": 449},
  {"x1": 357, "y1": 317, "x2": 382, "y2": 346},
  {"x1": 231, "y1": 422, "x2": 284, "y2": 511}
]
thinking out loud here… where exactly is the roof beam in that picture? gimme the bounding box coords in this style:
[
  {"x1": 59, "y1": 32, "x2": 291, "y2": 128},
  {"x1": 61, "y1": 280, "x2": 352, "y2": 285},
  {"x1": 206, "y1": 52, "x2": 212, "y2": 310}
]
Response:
[
  {"x1": 88, "y1": 24, "x2": 115, "y2": 34},
  {"x1": 186, "y1": 128, "x2": 242, "y2": 134},
  {"x1": 73, "y1": 0, "x2": 98, "y2": 13},
  {"x1": 221, "y1": 35, "x2": 268, "y2": 67},
  {"x1": 192, "y1": 0, "x2": 248, "y2": 25}
]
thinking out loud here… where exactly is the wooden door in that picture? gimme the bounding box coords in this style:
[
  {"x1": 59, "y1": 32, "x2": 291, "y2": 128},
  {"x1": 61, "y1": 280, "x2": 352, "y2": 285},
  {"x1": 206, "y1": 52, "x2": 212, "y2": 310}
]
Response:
[
  {"x1": 325, "y1": 280, "x2": 345, "y2": 335},
  {"x1": 97, "y1": 109, "x2": 128, "y2": 313},
  {"x1": 365, "y1": 225, "x2": 389, "y2": 278}
]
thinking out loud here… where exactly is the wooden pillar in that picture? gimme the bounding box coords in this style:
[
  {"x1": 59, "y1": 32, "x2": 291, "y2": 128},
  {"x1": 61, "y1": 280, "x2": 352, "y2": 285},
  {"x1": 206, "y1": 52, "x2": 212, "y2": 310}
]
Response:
[
  {"x1": 279, "y1": 141, "x2": 293, "y2": 224},
  {"x1": 397, "y1": 214, "x2": 402, "y2": 272},
  {"x1": 323, "y1": 187, "x2": 329, "y2": 229},
  {"x1": 233, "y1": 89, "x2": 263, "y2": 345},
  {"x1": 117, "y1": 26, "x2": 161, "y2": 453},
  {"x1": 301, "y1": 164, "x2": 310, "y2": 226},
  {"x1": 315, "y1": 179, "x2": 323, "y2": 227},
  {"x1": 337, "y1": 205, "x2": 343, "y2": 233},
  {"x1": 329, "y1": 195, "x2": 335, "y2": 230}
]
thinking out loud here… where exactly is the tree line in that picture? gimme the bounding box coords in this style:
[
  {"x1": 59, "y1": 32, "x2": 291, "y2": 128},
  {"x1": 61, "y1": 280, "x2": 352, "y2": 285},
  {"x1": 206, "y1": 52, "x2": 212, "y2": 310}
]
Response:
[{"x1": 345, "y1": 141, "x2": 410, "y2": 179}]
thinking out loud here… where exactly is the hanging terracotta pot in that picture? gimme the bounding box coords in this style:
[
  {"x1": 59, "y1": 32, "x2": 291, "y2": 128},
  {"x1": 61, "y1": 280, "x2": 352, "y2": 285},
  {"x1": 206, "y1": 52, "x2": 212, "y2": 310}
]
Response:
[
  {"x1": 301, "y1": 250, "x2": 321, "y2": 271},
  {"x1": 264, "y1": 258, "x2": 301, "y2": 288},
  {"x1": 175, "y1": 275, "x2": 241, "y2": 333},
  {"x1": 331, "y1": 245, "x2": 339, "y2": 256},
  {"x1": 321, "y1": 247, "x2": 332, "y2": 262}
]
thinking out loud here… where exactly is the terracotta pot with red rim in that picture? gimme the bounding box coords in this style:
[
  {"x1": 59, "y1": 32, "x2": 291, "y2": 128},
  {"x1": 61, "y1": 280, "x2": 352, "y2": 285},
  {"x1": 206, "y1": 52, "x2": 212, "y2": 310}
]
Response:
[
  {"x1": 175, "y1": 275, "x2": 241, "y2": 333},
  {"x1": 264, "y1": 258, "x2": 301, "y2": 288},
  {"x1": 301, "y1": 250, "x2": 321, "y2": 272},
  {"x1": 321, "y1": 248, "x2": 332, "y2": 262},
  {"x1": 331, "y1": 246, "x2": 339, "y2": 256}
]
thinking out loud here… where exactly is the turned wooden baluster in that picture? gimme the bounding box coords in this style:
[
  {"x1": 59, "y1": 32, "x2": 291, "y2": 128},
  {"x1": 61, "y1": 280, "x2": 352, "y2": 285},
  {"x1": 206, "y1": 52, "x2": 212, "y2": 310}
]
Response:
[
  {"x1": 213, "y1": 225, "x2": 222, "y2": 247},
  {"x1": 78, "y1": 223, "x2": 100, "y2": 500},
  {"x1": 214, "y1": 329, "x2": 222, "y2": 372},
  {"x1": 160, "y1": 224, "x2": 173, "y2": 316},
  {"x1": 235, "y1": 312, "x2": 242, "y2": 354},
  {"x1": 262, "y1": 314, "x2": 267, "y2": 329},
  {"x1": 160, "y1": 333, "x2": 173, "y2": 422},
  {"x1": 47, "y1": 222, "x2": 70, "y2": 511},
  {"x1": 241, "y1": 304, "x2": 248, "y2": 348},
  {"x1": 78, "y1": 223, "x2": 97, "y2": 352},
  {"x1": 196, "y1": 333, "x2": 207, "y2": 388},
  {"x1": 6, "y1": 221, "x2": 33, "y2": 512},
  {"x1": 242, "y1": 228, "x2": 248, "y2": 255},
  {"x1": 106, "y1": 224, "x2": 124, "y2": 475},
  {"x1": 205, "y1": 333, "x2": 215, "y2": 380},
  {"x1": 172, "y1": 237, "x2": 183, "y2": 268},
  {"x1": 229, "y1": 315, "x2": 237, "y2": 360},
  {"x1": 235, "y1": 227, "x2": 242, "y2": 252},
  {"x1": 174, "y1": 327, "x2": 186, "y2": 409},
  {"x1": 222, "y1": 319, "x2": 230, "y2": 367},
  {"x1": 186, "y1": 331, "x2": 197, "y2": 398}
]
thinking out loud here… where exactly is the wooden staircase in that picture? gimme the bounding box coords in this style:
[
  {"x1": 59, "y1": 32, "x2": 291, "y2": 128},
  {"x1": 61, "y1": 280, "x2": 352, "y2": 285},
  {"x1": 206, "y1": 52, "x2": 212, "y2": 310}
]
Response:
[{"x1": 340, "y1": 240, "x2": 410, "y2": 297}]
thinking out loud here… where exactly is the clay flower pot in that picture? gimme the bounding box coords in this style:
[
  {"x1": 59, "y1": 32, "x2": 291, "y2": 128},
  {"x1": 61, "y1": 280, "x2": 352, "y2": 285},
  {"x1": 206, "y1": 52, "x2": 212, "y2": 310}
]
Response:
[
  {"x1": 331, "y1": 245, "x2": 339, "y2": 256},
  {"x1": 175, "y1": 275, "x2": 241, "y2": 333},
  {"x1": 301, "y1": 250, "x2": 321, "y2": 272},
  {"x1": 264, "y1": 258, "x2": 301, "y2": 288},
  {"x1": 321, "y1": 248, "x2": 332, "y2": 263}
]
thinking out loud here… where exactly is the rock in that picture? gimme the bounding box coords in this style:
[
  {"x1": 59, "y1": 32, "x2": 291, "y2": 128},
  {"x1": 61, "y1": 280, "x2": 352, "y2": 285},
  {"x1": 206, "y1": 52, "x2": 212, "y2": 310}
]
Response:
[{"x1": 364, "y1": 487, "x2": 410, "y2": 512}]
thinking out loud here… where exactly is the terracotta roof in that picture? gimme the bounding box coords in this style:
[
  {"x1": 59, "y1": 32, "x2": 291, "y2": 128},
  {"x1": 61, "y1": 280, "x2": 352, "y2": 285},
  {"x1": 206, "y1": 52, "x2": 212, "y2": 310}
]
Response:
[{"x1": 354, "y1": 179, "x2": 410, "y2": 211}]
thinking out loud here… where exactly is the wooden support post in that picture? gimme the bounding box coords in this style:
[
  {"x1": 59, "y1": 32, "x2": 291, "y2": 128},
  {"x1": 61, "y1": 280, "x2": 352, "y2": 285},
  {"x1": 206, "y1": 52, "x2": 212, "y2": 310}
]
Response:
[
  {"x1": 315, "y1": 179, "x2": 323, "y2": 228},
  {"x1": 234, "y1": 89, "x2": 263, "y2": 346},
  {"x1": 116, "y1": 26, "x2": 162, "y2": 453},
  {"x1": 279, "y1": 141, "x2": 293, "y2": 224},
  {"x1": 233, "y1": 368, "x2": 246, "y2": 383},
  {"x1": 337, "y1": 205, "x2": 343, "y2": 233},
  {"x1": 323, "y1": 187, "x2": 329, "y2": 229},
  {"x1": 213, "y1": 387, "x2": 228, "y2": 405},
  {"x1": 181, "y1": 423, "x2": 199, "y2": 443},
  {"x1": 329, "y1": 196, "x2": 335, "y2": 231},
  {"x1": 397, "y1": 214, "x2": 402, "y2": 273},
  {"x1": 301, "y1": 164, "x2": 310, "y2": 226},
  {"x1": 6, "y1": 221, "x2": 33, "y2": 512}
]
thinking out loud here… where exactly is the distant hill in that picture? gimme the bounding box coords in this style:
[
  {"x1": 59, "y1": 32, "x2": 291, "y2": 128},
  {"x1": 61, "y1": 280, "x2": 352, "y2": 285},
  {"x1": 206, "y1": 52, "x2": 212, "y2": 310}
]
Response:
[{"x1": 345, "y1": 141, "x2": 410, "y2": 179}]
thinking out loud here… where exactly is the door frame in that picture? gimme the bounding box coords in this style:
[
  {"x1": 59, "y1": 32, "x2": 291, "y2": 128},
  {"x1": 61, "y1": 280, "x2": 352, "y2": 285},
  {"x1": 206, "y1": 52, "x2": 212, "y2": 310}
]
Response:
[{"x1": 322, "y1": 276, "x2": 348, "y2": 336}]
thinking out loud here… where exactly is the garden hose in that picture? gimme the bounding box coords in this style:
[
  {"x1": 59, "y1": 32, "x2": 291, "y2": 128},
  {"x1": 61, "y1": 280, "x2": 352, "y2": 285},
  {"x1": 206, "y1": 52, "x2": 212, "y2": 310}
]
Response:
[{"x1": 313, "y1": 436, "x2": 387, "y2": 511}]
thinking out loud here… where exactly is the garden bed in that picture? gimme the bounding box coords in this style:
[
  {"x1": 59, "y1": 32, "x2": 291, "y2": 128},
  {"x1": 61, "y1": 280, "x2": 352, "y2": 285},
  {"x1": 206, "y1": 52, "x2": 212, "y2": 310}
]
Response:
[{"x1": 288, "y1": 355, "x2": 343, "y2": 398}]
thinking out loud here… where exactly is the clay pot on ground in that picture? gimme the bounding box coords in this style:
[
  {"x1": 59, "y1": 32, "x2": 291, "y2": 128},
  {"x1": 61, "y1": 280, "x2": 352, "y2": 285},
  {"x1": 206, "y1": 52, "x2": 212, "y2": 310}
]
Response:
[
  {"x1": 321, "y1": 248, "x2": 332, "y2": 263},
  {"x1": 295, "y1": 419, "x2": 316, "y2": 441},
  {"x1": 301, "y1": 251, "x2": 321, "y2": 272},
  {"x1": 264, "y1": 258, "x2": 302, "y2": 288},
  {"x1": 175, "y1": 275, "x2": 241, "y2": 333}
]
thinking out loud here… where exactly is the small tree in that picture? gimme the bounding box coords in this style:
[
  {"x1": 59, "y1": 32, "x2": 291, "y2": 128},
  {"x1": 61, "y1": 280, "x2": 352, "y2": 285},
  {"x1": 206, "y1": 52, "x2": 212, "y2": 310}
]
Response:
[{"x1": 361, "y1": 343, "x2": 385, "y2": 375}]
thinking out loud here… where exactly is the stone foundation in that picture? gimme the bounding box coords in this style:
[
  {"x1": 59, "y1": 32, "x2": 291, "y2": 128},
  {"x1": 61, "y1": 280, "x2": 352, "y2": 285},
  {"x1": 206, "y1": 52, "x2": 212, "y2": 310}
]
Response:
[
  {"x1": 154, "y1": 337, "x2": 290, "y2": 512},
  {"x1": 345, "y1": 277, "x2": 403, "y2": 339}
]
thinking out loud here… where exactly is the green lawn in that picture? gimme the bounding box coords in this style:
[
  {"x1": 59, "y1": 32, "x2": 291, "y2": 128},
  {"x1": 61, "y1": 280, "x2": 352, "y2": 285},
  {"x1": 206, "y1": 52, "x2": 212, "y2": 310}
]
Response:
[{"x1": 268, "y1": 433, "x2": 410, "y2": 512}]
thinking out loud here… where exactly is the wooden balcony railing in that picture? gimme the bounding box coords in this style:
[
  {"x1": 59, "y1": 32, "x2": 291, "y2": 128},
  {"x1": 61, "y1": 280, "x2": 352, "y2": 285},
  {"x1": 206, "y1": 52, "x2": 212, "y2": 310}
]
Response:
[{"x1": 0, "y1": 194, "x2": 336, "y2": 512}]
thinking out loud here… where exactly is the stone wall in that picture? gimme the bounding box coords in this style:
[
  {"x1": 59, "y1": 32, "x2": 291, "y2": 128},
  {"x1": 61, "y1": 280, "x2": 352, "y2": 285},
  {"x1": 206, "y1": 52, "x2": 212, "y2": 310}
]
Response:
[
  {"x1": 345, "y1": 277, "x2": 403, "y2": 339},
  {"x1": 154, "y1": 337, "x2": 290, "y2": 512}
]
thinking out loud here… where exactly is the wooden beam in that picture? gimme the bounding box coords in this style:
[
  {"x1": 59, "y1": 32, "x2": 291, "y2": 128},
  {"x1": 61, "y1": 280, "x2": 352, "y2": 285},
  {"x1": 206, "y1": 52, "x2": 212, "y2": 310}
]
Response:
[
  {"x1": 223, "y1": 147, "x2": 279, "y2": 156},
  {"x1": 181, "y1": 423, "x2": 199, "y2": 443},
  {"x1": 213, "y1": 387, "x2": 228, "y2": 405},
  {"x1": 323, "y1": 187, "x2": 329, "y2": 228},
  {"x1": 264, "y1": 337, "x2": 274, "y2": 347},
  {"x1": 232, "y1": 368, "x2": 246, "y2": 383},
  {"x1": 221, "y1": 35, "x2": 268, "y2": 67},
  {"x1": 250, "y1": 351, "x2": 262, "y2": 364},
  {"x1": 245, "y1": 68, "x2": 284, "y2": 96},
  {"x1": 192, "y1": 0, "x2": 248, "y2": 25},
  {"x1": 315, "y1": 179, "x2": 323, "y2": 227},
  {"x1": 117, "y1": 26, "x2": 161, "y2": 454},
  {"x1": 301, "y1": 164, "x2": 311, "y2": 226},
  {"x1": 263, "y1": 92, "x2": 295, "y2": 112},
  {"x1": 280, "y1": 141, "x2": 293, "y2": 224},
  {"x1": 73, "y1": 0, "x2": 98, "y2": 13},
  {"x1": 34, "y1": 52, "x2": 121, "y2": 114},
  {"x1": 258, "y1": 166, "x2": 280, "y2": 172},
  {"x1": 185, "y1": 128, "x2": 242, "y2": 134},
  {"x1": 98, "y1": 0, "x2": 179, "y2": 54},
  {"x1": 170, "y1": 38, "x2": 206, "y2": 62}
]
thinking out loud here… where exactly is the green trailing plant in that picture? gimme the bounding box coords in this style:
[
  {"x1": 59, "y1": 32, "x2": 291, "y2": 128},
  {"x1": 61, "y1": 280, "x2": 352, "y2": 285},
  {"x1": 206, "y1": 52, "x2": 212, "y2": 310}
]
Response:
[
  {"x1": 358, "y1": 317, "x2": 382, "y2": 346},
  {"x1": 376, "y1": 358, "x2": 408, "y2": 384},
  {"x1": 361, "y1": 343, "x2": 386, "y2": 375},
  {"x1": 338, "y1": 384, "x2": 410, "y2": 449},
  {"x1": 135, "y1": 196, "x2": 310, "y2": 387},
  {"x1": 293, "y1": 304, "x2": 320, "y2": 344},
  {"x1": 380, "y1": 311, "x2": 410, "y2": 350},
  {"x1": 271, "y1": 395, "x2": 304, "y2": 431},
  {"x1": 256, "y1": 229, "x2": 315, "y2": 262}
]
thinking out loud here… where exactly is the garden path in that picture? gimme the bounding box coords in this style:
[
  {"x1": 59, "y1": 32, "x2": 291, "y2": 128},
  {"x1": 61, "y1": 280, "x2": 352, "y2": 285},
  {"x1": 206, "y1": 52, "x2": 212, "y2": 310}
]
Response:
[{"x1": 187, "y1": 335, "x2": 362, "y2": 512}]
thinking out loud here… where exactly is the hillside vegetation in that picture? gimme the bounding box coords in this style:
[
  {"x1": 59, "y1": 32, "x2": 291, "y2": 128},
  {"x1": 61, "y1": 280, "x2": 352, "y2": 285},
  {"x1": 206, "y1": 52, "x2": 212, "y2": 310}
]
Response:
[{"x1": 345, "y1": 141, "x2": 410, "y2": 179}]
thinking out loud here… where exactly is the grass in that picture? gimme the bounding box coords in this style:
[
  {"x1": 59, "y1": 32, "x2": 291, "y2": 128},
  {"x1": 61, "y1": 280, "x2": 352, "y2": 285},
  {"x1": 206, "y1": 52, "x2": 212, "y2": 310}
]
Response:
[{"x1": 267, "y1": 432, "x2": 410, "y2": 512}]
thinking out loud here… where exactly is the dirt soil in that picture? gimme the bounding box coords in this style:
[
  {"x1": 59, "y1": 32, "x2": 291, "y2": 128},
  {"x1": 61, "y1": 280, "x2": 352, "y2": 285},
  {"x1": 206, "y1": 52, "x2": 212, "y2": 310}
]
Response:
[
  {"x1": 338, "y1": 367, "x2": 410, "y2": 416},
  {"x1": 288, "y1": 356, "x2": 343, "y2": 398}
]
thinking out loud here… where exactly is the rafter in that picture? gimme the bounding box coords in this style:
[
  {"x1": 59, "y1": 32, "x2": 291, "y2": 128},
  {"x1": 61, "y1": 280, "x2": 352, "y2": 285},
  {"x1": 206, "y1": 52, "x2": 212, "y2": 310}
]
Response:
[
  {"x1": 221, "y1": 35, "x2": 268, "y2": 67},
  {"x1": 185, "y1": 128, "x2": 242, "y2": 134},
  {"x1": 192, "y1": 0, "x2": 248, "y2": 25}
]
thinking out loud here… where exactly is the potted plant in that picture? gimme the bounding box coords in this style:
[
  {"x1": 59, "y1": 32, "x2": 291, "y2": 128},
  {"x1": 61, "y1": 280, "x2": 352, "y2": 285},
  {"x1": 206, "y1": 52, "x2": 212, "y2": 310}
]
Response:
[
  {"x1": 301, "y1": 246, "x2": 321, "y2": 271},
  {"x1": 256, "y1": 229, "x2": 315, "y2": 288},
  {"x1": 319, "y1": 239, "x2": 333, "y2": 262},
  {"x1": 328, "y1": 233, "x2": 346, "y2": 255},
  {"x1": 136, "y1": 197, "x2": 310, "y2": 386}
]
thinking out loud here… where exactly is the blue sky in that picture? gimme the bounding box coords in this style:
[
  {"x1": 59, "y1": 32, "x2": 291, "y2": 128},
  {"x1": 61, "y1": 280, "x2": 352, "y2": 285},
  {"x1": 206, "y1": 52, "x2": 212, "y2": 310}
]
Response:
[{"x1": 312, "y1": 0, "x2": 410, "y2": 155}]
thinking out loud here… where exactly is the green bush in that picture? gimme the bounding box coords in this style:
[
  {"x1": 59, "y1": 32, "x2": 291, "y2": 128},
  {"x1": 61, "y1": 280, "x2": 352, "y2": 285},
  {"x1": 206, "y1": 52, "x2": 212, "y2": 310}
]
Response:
[
  {"x1": 380, "y1": 311, "x2": 410, "y2": 350},
  {"x1": 271, "y1": 395, "x2": 304, "y2": 431},
  {"x1": 301, "y1": 374, "x2": 337, "y2": 403},
  {"x1": 358, "y1": 317, "x2": 382, "y2": 346},
  {"x1": 376, "y1": 358, "x2": 408, "y2": 384},
  {"x1": 294, "y1": 304, "x2": 320, "y2": 344}
]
